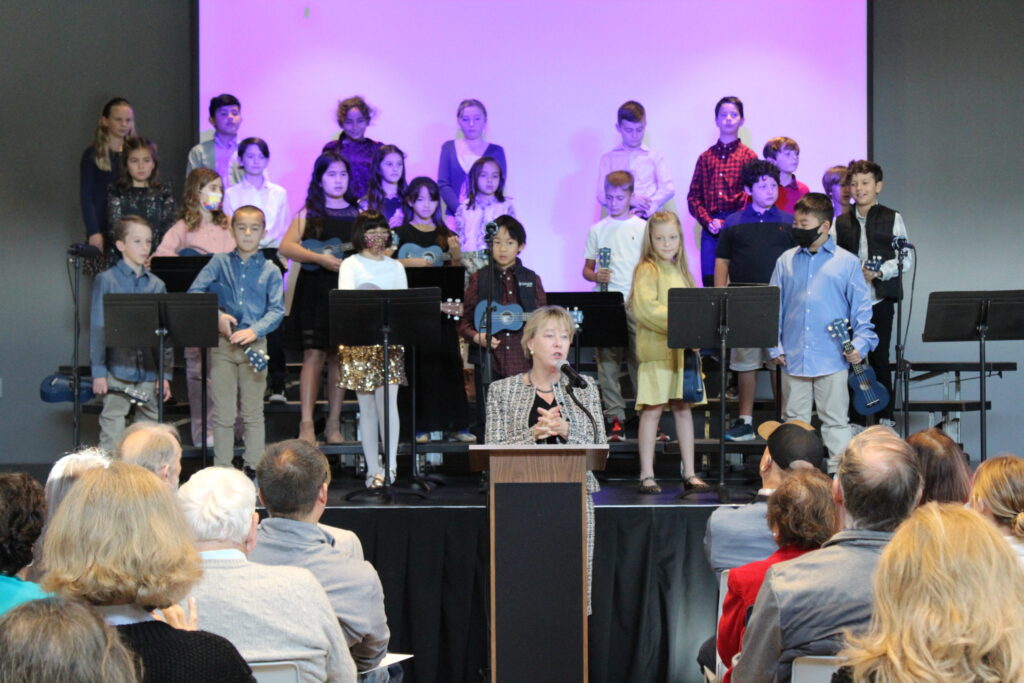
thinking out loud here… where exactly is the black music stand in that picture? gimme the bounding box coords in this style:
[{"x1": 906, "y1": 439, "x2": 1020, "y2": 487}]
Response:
[
  {"x1": 922, "y1": 290, "x2": 1024, "y2": 461},
  {"x1": 405, "y1": 268, "x2": 466, "y2": 488},
  {"x1": 104, "y1": 293, "x2": 219, "y2": 466},
  {"x1": 330, "y1": 288, "x2": 441, "y2": 502},
  {"x1": 547, "y1": 292, "x2": 628, "y2": 369},
  {"x1": 668, "y1": 286, "x2": 780, "y2": 501}
]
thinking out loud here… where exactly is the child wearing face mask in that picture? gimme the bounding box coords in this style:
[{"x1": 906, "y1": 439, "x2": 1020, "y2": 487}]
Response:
[
  {"x1": 154, "y1": 168, "x2": 236, "y2": 448},
  {"x1": 337, "y1": 210, "x2": 408, "y2": 489}
]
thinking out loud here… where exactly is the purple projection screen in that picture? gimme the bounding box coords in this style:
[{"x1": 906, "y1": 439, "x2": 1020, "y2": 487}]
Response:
[{"x1": 199, "y1": 0, "x2": 867, "y2": 290}]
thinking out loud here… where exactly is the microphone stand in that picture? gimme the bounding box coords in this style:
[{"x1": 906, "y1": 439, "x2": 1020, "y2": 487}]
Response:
[
  {"x1": 480, "y1": 223, "x2": 498, "y2": 408},
  {"x1": 565, "y1": 382, "x2": 600, "y2": 445},
  {"x1": 893, "y1": 244, "x2": 910, "y2": 437},
  {"x1": 69, "y1": 250, "x2": 84, "y2": 448}
]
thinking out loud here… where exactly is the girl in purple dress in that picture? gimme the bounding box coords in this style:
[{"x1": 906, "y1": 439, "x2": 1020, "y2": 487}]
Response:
[
  {"x1": 437, "y1": 99, "x2": 507, "y2": 216},
  {"x1": 322, "y1": 96, "x2": 380, "y2": 201}
]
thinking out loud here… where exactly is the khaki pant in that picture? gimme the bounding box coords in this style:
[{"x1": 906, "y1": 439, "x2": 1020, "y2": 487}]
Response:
[
  {"x1": 99, "y1": 375, "x2": 160, "y2": 451},
  {"x1": 596, "y1": 310, "x2": 638, "y2": 422},
  {"x1": 210, "y1": 337, "x2": 267, "y2": 467},
  {"x1": 781, "y1": 368, "x2": 852, "y2": 470}
]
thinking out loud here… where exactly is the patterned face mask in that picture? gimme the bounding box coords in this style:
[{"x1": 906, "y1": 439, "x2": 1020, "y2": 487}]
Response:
[{"x1": 364, "y1": 232, "x2": 390, "y2": 253}]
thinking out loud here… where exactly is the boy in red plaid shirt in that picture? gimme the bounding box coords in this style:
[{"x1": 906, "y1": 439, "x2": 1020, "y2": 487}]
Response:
[{"x1": 686, "y1": 96, "x2": 757, "y2": 286}]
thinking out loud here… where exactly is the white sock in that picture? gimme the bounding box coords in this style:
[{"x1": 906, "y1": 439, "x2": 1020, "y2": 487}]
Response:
[{"x1": 739, "y1": 415, "x2": 753, "y2": 425}]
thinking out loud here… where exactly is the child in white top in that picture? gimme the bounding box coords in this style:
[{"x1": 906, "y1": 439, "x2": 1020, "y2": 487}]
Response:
[
  {"x1": 337, "y1": 211, "x2": 408, "y2": 488},
  {"x1": 455, "y1": 156, "x2": 515, "y2": 273}
]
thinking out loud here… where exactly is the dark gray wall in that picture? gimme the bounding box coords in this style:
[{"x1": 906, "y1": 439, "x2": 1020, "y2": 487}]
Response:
[
  {"x1": 1, "y1": 1, "x2": 1021, "y2": 463},
  {"x1": 872, "y1": 0, "x2": 1024, "y2": 458},
  {"x1": 0, "y1": 3, "x2": 194, "y2": 462}
]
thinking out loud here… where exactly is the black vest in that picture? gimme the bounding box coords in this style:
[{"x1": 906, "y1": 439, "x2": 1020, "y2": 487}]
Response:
[
  {"x1": 835, "y1": 204, "x2": 900, "y2": 301},
  {"x1": 468, "y1": 260, "x2": 539, "y2": 364}
]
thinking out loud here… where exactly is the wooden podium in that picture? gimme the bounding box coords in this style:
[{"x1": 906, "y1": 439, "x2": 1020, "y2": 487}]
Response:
[{"x1": 470, "y1": 444, "x2": 608, "y2": 683}]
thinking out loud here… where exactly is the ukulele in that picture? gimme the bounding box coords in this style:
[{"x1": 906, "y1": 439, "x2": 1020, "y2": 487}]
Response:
[
  {"x1": 596, "y1": 247, "x2": 612, "y2": 292},
  {"x1": 300, "y1": 238, "x2": 355, "y2": 271},
  {"x1": 474, "y1": 303, "x2": 583, "y2": 335},
  {"x1": 827, "y1": 317, "x2": 890, "y2": 416},
  {"x1": 397, "y1": 243, "x2": 452, "y2": 267},
  {"x1": 105, "y1": 385, "x2": 152, "y2": 405}
]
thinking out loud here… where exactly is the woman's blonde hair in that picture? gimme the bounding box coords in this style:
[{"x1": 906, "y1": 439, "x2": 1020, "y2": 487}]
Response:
[
  {"x1": 970, "y1": 454, "x2": 1024, "y2": 539},
  {"x1": 521, "y1": 306, "x2": 576, "y2": 358},
  {"x1": 629, "y1": 211, "x2": 695, "y2": 306},
  {"x1": 179, "y1": 167, "x2": 228, "y2": 232},
  {"x1": 0, "y1": 596, "x2": 140, "y2": 683},
  {"x1": 91, "y1": 98, "x2": 135, "y2": 173},
  {"x1": 41, "y1": 462, "x2": 201, "y2": 610},
  {"x1": 840, "y1": 503, "x2": 1024, "y2": 682}
]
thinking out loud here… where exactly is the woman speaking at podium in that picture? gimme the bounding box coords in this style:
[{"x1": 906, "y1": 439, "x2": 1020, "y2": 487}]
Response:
[{"x1": 484, "y1": 305, "x2": 605, "y2": 611}]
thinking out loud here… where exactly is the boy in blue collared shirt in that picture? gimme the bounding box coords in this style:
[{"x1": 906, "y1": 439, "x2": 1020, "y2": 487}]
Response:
[
  {"x1": 189, "y1": 206, "x2": 284, "y2": 469},
  {"x1": 716, "y1": 160, "x2": 794, "y2": 441},
  {"x1": 769, "y1": 193, "x2": 877, "y2": 471},
  {"x1": 90, "y1": 216, "x2": 174, "y2": 451}
]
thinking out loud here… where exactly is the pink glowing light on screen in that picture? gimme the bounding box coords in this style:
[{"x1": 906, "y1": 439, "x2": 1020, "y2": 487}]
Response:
[{"x1": 199, "y1": 0, "x2": 867, "y2": 291}]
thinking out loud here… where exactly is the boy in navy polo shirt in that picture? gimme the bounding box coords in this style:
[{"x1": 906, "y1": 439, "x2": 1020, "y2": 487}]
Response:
[
  {"x1": 715, "y1": 160, "x2": 795, "y2": 441},
  {"x1": 763, "y1": 137, "x2": 809, "y2": 214},
  {"x1": 686, "y1": 96, "x2": 758, "y2": 286},
  {"x1": 188, "y1": 205, "x2": 284, "y2": 470}
]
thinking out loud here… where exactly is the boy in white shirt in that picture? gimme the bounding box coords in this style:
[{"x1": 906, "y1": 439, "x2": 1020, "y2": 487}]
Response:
[
  {"x1": 583, "y1": 171, "x2": 646, "y2": 440},
  {"x1": 595, "y1": 101, "x2": 675, "y2": 218}
]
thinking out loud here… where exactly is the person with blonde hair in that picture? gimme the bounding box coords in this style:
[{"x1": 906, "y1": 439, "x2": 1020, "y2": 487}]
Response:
[
  {"x1": 40, "y1": 462, "x2": 253, "y2": 682},
  {"x1": 484, "y1": 305, "x2": 605, "y2": 611},
  {"x1": 834, "y1": 503, "x2": 1024, "y2": 682},
  {"x1": 970, "y1": 454, "x2": 1024, "y2": 564},
  {"x1": 0, "y1": 596, "x2": 139, "y2": 683}
]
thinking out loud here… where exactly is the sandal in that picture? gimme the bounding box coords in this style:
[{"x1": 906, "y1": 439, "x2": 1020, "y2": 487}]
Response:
[
  {"x1": 298, "y1": 420, "x2": 317, "y2": 444},
  {"x1": 324, "y1": 418, "x2": 343, "y2": 445},
  {"x1": 683, "y1": 475, "x2": 711, "y2": 491},
  {"x1": 638, "y1": 476, "x2": 662, "y2": 494}
]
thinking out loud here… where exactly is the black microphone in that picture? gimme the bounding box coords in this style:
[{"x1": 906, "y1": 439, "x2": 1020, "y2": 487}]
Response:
[
  {"x1": 68, "y1": 243, "x2": 102, "y2": 258},
  {"x1": 891, "y1": 236, "x2": 914, "y2": 250},
  {"x1": 484, "y1": 221, "x2": 499, "y2": 242},
  {"x1": 558, "y1": 360, "x2": 588, "y2": 389}
]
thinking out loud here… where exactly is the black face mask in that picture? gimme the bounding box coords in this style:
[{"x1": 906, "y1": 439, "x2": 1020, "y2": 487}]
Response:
[{"x1": 793, "y1": 223, "x2": 824, "y2": 249}]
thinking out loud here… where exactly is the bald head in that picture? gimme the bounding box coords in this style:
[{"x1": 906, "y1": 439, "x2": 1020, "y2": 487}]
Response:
[
  {"x1": 113, "y1": 421, "x2": 182, "y2": 489},
  {"x1": 836, "y1": 426, "x2": 922, "y2": 531}
]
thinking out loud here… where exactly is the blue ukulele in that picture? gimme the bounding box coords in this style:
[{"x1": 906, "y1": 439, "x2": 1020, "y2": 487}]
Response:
[
  {"x1": 827, "y1": 317, "x2": 890, "y2": 416},
  {"x1": 300, "y1": 238, "x2": 355, "y2": 271},
  {"x1": 596, "y1": 247, "x2": 612, "y2": 292},
  {"x1": 474, "y1": 302, "x2": 583, "y2": 335},
  {"x1": 397, "y1": 243, "x2": 451, "y2": 267}
]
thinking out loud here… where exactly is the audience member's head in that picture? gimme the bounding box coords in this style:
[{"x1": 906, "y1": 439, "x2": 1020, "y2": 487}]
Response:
[
  {"x1": 0, "y1": 473, "x2": 45, "y2": 578},
  {"x1": 835, "y1": 426, "x2": 922, "y2": 532},
  {"x1": 41, "y1": 462, "x2": 200, "y2": 610},
  {"x1": 970, "y1": 454, "x2": 1024, "y2": 541},
  {"x1": 0, "y1": 596, "x2": 139, "y2": 683},
  {"x1": 767, "y1": 469, "x2": 839, "y2": 550},
  {"x1": 113, "y1": 421, "x2": 182, "y2": 489},
  {"x1": 840, "y1": 503, "x2": 1024, "y2": 682},
  {"x1": 178, "y1": 467, "x2": 258, "y2": 552},
  {"x1": 756, "y1": 420, "x2": 826, "y2": 487},
  {"x1": 257, "y1": 439, "x2": 331, "y2": 521},
  {"x1": 906, "y1": 428, "x2": 971, "y2": 504}
]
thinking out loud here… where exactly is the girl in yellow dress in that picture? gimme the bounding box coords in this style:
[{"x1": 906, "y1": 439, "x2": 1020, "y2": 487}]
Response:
[{"x1": 629, "y1": 211, "x2": 708, "y2": 494}]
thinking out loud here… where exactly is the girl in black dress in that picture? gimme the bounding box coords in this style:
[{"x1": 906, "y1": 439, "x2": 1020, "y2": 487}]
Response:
[{"x1": 278, "y1": 151, "x2": 360, "y2": 444}]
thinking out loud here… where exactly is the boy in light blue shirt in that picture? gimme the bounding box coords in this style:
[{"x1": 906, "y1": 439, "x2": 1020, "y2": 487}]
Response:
[
  {"x1": 769, "y1": 193, "x2": 876, "y2": 469},
  {"x1": 189, "y1": 206, "x2": 283, "y2": 470}
]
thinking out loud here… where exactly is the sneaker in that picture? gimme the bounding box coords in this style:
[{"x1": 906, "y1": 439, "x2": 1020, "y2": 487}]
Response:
[
  {"x1": 268, "y1": 392, "x2": 287, "y2": 404},
  {"x1": 878, "y1": 418, "x2": 897, "y2": 429},
  {"x1": 607, "y1": 417, "x2": 625, "y2": 443},
  {"x1": 724, "y1": 419, "x2": 756, "y2": 442},
  {"x1": 655, "y1": 428, "x2": 671, "y2": 442},
  {"x1": 451, "y1": 428, "x2": 477, "y2": 443}
]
